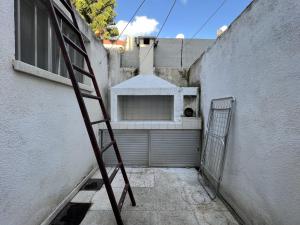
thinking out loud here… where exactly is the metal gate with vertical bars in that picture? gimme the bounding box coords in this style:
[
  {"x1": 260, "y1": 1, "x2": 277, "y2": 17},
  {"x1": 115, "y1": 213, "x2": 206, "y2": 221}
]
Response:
[{"x1": 199, "y1": 97, "x2": 235, "y2": 199}]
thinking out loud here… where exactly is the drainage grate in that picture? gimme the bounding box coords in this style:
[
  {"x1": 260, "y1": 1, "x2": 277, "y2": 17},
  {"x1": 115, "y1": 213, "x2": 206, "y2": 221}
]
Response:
[
  {"x1": 50, "y1": 203, "x2": 91, "y2": 225},
  {"x1": 80, "y1": 178, "x2": 103, "y2": 191}
]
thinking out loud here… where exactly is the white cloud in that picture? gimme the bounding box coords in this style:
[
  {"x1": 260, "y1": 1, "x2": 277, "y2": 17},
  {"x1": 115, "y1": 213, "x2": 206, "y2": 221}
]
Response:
[
  {"x1": 176, "y1": 33, "x2": 185, "y2": 39},
  {"x1": 116, "y1": 16, "x2": 159, "y2": 38},
  {"x1": 180, "y1": 0, "x2": 188, "y2": 5}
]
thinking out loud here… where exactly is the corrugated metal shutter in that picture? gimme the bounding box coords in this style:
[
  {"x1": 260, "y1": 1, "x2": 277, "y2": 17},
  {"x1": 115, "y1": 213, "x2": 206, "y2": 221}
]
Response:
[
  {"x1": 101, "y1": 130, "x2": 149, "y2": 166},
  {"x1": 150, "y1": 130, "x2": 201, "y2": 167}
]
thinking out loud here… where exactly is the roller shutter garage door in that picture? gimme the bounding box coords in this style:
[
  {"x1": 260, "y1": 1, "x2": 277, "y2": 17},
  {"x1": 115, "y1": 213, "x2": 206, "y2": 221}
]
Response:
[
  {"x1": 101, "y1": 130, "x2": 200, "y2": 167},
  {"x1": 102, "y1": 130, "x2": 149, "y2": 166},
  {"x1": 150, "y1": 130, "x2": 200, "y2": 167}
]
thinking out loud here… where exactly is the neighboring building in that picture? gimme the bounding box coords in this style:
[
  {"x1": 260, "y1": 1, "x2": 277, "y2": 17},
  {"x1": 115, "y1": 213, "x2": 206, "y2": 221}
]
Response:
[
  {"x1": 108, "y1": 36, "x2": 215, "y2": 87},
  {"x1": 102, "y1": 39, "x2": 126, "y2": 51}
]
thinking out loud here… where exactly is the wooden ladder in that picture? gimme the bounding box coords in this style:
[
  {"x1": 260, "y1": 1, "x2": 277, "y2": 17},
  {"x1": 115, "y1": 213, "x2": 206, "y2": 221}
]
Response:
[{"x1": 46, "y1": 1, "x2": 136, "y2": 224}]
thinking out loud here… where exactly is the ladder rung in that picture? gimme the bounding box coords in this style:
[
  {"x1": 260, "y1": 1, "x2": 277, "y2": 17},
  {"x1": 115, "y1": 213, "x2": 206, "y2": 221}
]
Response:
[
  {"x1": 53, "y1": 4, "x2": 81, "y2": 35},
  {"x1": 101, "y1": 141, "x2": 115, "y2": 155},
  {"x1": 91, "y1": 119, "x2": 107, "y2": 125},
  {"x1": 109, "y1": 163, "x2": 122, "y2": 184},
  {"x1": 59, "y1": 0, "x2": 73, "y2": 12},
  {"x1": 48, "y1": 1, "x2": 137, "y2": 220},
  {"x1": 63, "y1": 35, "x2": 87, "y2": 57},
  {"x1": 73, "y1": 64, "x2": 94, "y2": 78},
  {"x1": 118, "y1": 184, "x2": 129, "y2": 211},
  {"x1": 81, "y1": 93, "x2": 102, "y2": 100}
]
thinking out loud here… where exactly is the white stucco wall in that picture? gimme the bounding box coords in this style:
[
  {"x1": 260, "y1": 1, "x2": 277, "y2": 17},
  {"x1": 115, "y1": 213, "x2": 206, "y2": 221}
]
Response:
[
  {"x1": 154, "y1": 38, "x2": 214, "y2": 68},
  {"x1": 120, "y1": 37, "x2": 214, "y2": 69},
  {"x1": 0, "y1": 1, "x2": 108, "y2": 225},
  {"x1": 139, "y1": 40, "x2": 155, "y2": 74},
  {"x1": 189, "y1": 0, "x2": 300, "y2": 224},
  {"x1": 110, "y1": 38, "x2": 214, "y2": 88}
]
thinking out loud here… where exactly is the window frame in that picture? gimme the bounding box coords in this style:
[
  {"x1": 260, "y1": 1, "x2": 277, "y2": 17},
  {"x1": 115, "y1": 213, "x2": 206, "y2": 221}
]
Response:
[{"x1": 15, "y1": 0, "x2": 85, "y2": 83}]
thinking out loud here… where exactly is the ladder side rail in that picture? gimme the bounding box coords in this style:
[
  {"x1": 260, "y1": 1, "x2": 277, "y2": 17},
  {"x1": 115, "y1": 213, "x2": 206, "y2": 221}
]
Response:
[
  {"x1": 65, "y1": 0, "x2": 136, "y2": 206},
  {"x1": 46, "y1": 2, "x2": 124, "y2": 225}
]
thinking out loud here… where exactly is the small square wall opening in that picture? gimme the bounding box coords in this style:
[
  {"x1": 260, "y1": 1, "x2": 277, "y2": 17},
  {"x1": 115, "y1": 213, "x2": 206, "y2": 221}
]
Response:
[
  {"x1": 118, "y1": 95, "x2": 174, "y2": 121},
  {"x1": 143, "y1": 38, "x2": 150, "y2": 45},
  {"x1": 184, "y1": 95, "x2": 197, "y2": 117}
]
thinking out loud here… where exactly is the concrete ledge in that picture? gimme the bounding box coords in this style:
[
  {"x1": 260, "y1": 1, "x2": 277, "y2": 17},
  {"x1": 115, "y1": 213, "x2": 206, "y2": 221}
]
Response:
[
  {"x1": 99, "y1": 117, "x2": 202, "y2": 130},
  {"x1": 40, "y1": 167, "x2": 97, "y2": 225},
  {"x1": 13, "y1": 60, "x2": 94, "y2": 92}
]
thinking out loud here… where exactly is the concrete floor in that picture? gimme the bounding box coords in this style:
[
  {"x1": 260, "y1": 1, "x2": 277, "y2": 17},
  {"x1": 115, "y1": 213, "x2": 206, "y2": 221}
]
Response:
[{"x1": 71, "y1": 168, "x2": 238, "y2": 225}]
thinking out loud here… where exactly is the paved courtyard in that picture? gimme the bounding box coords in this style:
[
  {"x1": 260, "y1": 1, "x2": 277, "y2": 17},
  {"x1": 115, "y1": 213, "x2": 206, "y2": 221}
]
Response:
[{"x1": 71, "y1": 168, "x2": 238, "y2": 225}]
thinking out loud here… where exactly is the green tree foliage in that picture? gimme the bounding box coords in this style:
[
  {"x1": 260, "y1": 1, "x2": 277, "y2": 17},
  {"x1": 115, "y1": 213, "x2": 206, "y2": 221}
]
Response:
[{"x1": 72, "y1": 0, "x2": 119, "y2": 39}]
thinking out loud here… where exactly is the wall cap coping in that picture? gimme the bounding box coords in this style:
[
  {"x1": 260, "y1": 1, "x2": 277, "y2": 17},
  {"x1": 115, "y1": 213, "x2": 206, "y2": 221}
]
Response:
[{"x1": 99, "y1": 117, "x2": 202, "y2": 130}]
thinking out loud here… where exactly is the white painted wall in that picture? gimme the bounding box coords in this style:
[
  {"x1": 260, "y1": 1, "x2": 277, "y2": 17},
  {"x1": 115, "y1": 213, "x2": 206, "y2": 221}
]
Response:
[
  {"x1": 109, "y1": 37, "x2": 214, "y2": 88},
  {"x1": 154, "y1": 38, "x2": 214, "y2": 68},
  {"x1": 0, "y1": 1, "x2": 108, "y2": 225},
  {"x1": 120, "y1": 37, "x2": 214, "y2": 69},
  {"x1": 189, "y1": 0, "x2": 300, "y2": 224},
  {"x1": 139, "y1": 40, "x2": 155, "y2": 74}
]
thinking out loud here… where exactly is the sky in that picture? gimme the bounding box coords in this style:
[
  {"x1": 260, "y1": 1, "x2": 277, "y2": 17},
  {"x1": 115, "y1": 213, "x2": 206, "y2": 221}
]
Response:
[{"x1": 115, "y1": 0, "x2": 253, "y2": 39}]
